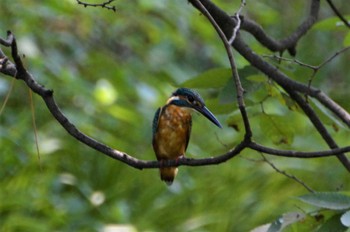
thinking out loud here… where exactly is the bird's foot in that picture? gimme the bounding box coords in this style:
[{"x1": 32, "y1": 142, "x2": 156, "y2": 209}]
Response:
[{"x1": 175, "y1": 155, "x2": 185, "y2": 165}]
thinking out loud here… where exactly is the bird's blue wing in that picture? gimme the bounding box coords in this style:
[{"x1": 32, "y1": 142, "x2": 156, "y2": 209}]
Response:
[{"x1": 152, "y1": 107, "x2": 161, "y2": 136}]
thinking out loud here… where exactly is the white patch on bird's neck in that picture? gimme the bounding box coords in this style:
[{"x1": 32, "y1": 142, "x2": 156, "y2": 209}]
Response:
[
  {"x1": 166, "y1": 95, "x2": 194, "y2": 113},
  {"x1": 166, "y1": 96, "x2": 179, "y2": 104}
]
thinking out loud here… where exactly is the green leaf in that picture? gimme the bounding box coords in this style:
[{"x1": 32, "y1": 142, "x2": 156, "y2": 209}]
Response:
[
  {"x1": 344, "y1": 32, "x2": 350, "y2": 47},
  {"x1": 259, "y1": 114, "x2": 295, "y2": 145},
  {"x1": 218, "y1": 66, "x2": 261, "y2": 104},
  {"x1": 341, "y1": 211, "x2": 350, "y2": 227},
  {"x1": 218, "y1": 77, "x2": 236, "y2": 104},
  {"x1": 181, "y1": 68, "x2": 232, "y2": 89},
  {"x1": 226, "y1": 105, "x2": 261, "y2": 131},
  {"x1": 317, "y1": 213, "x2": 348, "y2": 232},
  {"x1": 298, "y1": 192, "x2": 350, "y2": 210},
  {"x1": 205, "y1": 98, "x2": 235, "y2": 115},
  {"x1": 246, "y1": 74, "x2": 266, "y2": 82},
  {"x1": 314, "y1": 15, "x2": 350, "y2": 31}
]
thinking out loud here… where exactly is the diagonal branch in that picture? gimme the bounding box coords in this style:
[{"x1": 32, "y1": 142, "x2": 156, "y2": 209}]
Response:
[
  {"x1": 188, "y1": 0, "x2": 350, "y2": 127},
  {"x1": 287, "y1": 90, "x2": 350, "y2": 171},
  {"x1": 192, "y1": 0, "x2": 251, "y2": 140},
  {"x1": 240, "y1": 0, "x2": 320, "y2": 55},
  {"x1": 189, "y1": 0, "x2": 350, "y2": 172},
  {"x1": 326, "y1": 0, "x2": 350, "y2": 28}
]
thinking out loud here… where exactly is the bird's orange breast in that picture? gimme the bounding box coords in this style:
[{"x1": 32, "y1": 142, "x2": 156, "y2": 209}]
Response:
[{"x1": 153, "y1": 105, "x2": 192, "y2": 160}]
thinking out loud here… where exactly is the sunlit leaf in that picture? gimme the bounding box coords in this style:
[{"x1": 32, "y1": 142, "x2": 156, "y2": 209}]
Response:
[{"x1": 93, "y1": 79, "x2": 118, "y2": 106}]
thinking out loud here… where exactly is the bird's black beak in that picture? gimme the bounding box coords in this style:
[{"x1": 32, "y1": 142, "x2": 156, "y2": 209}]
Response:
[{"x1": 196, "y1": 106, "x2": 222, "y2": 128}]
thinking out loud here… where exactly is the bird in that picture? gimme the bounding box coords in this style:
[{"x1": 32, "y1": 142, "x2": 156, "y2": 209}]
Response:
[{"x1": 152, "y1": 88, "x2": 222, "y2": 185}]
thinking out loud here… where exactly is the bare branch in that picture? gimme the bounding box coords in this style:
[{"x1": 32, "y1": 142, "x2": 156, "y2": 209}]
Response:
[
  {"x1": 240, "y1": 0, "x2": 320, "y2": 55},
  {"x1": 263, "y1": 46, "x2": 350, "y2": 73},
  {"x1": 0, "y1": 31, "x2": 14, "y2": 46},
  {"x1": 1, "y1": 1, "x2": 350, "y2": 174},
  {"x1": 76, "y1": 0, "x2": 117, "y2": 12},
  {"x1": 286, "y1": 90, "x2": 350, "y2": 171},
  {"x1": 2, "y1": 32, "x2": 350, "y2": 169},
  {"x1": 249, "y1": 142, "x2": 350, "y2": 159},
  {"x1": 263, "y1": 46, "x2": 350, "y2": 93},
  {"x1": 189, "y1": 0, "x2": 350, "y2": 172},
  {"x1": 191, "y1": 0, "x2": 252, "y2": 139}
]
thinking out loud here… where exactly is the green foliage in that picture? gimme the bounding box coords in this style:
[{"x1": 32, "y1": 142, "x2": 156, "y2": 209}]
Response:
[
  {"x1": 253, "y1": 192, "x2": 350, "y2": 231},
  {"x1": 1, "y1": 1, "x2": 350, "y2": 232},
  {"x1": 182, "y1": 68, "x2": 232, "y2": 89}
]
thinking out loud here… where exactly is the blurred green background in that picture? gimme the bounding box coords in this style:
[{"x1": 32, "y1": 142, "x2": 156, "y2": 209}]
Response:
[{"x1": 1, "y1": 0, "x2": 350, "y2": 231}]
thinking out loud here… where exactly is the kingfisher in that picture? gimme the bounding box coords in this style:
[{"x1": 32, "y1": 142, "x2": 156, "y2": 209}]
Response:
[{"x1": 152, "y1": 88, "x2": 222, "y2": 185}]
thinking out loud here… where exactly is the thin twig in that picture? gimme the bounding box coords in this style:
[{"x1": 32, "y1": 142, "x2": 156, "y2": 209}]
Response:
[
  {"x1": 263, "y1": 46, "x2": 350, "y2": 73},
  {"x1": 29, "y1": 89, "x2": 42, "y2": 170},
  {"x1": 261, "y1": 154, "x2": 315, "y2": 193},
  {"x1": 240, "y1": 0, "x2": 320, "y2": 54},
  {"x1": 0, "y1": 78, "x2": 14, "y2": 116},
  {"x1": 228, "y1": 0, "x2": 246, "y2": 45},
  {"x1": 263, "y1": 46, "x2": 350, "y2": 91}
]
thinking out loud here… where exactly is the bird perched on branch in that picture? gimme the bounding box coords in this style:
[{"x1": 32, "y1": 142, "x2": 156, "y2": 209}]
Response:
[{"x1": 152, "y1": 88, "x2": 222, "y2": 185}]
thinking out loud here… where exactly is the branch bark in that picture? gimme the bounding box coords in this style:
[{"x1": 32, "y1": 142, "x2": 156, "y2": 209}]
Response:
[
  {"x1": 1, "y1": 0, "x2": 350, "y2": 172},
  {"x1": 188, "y1": 0, "x2": 350, "y2": 171}
]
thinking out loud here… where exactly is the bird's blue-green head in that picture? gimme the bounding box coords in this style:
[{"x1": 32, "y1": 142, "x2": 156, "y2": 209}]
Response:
[{"x1": 168, "y1": 88, "x2": 222, "y2": 128}]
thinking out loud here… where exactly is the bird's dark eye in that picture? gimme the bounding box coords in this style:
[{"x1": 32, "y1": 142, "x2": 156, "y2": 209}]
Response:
[{"x1": 187, "y1": 95, "x2": 194, "y2": 102}]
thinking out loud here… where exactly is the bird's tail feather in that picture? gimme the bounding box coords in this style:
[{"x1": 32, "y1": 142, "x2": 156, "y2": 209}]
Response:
[{"x1": 160, "y1": 167, "x2": 178, "y2": 185}]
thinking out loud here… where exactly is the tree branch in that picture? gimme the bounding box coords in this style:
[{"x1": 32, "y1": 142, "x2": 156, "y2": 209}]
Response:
[
  {"x1": 76, "y1": 0, "x2": 117, "y2": 12},
  {"x1": 1, "y1": 0, "x2": 350, "y2": 172},
  {"x1": 249, "y1": 142, "x2": 350, "y2": 159},
  {"x1": 326, "y1": 0, "x2": 350, "y2": 28},
  {"x1": 189, "y1": 0, "x2": 350, "y2": 129},
  {"x1": 240, "y1": 0, "x2": 320, "y2": 55},
  {"x1": 189, "y1": 0, "x2": 350, "y2": 172},
  {"x1": 0, "y1": 31, "x2": 247, "y2": 169},
  {"x1": 192, "y1": 0, "x2": 252, "y2": 140}
]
